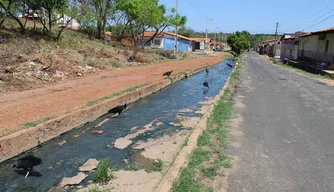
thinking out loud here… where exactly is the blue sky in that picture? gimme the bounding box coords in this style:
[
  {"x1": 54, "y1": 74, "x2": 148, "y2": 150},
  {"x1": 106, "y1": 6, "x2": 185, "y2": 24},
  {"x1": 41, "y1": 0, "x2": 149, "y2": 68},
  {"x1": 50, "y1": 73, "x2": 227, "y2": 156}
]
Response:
[{"x1": 159, "y1": 0, "x2": 334, "y2": 34}]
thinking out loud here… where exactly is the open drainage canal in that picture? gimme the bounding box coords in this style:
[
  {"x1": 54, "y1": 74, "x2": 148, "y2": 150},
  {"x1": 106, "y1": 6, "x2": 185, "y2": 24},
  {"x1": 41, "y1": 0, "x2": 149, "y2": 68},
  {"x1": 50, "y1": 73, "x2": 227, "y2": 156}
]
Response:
[{"x1": 0, "y1": 59, "x2": 234, "y2": 192}]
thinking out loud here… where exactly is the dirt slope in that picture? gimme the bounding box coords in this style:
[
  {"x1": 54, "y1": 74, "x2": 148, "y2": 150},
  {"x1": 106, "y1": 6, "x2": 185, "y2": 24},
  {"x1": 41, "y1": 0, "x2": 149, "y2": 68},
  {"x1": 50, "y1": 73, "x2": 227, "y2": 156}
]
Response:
[{"x1": 0, "y1": 53, "x2": 226, "y2": 134}]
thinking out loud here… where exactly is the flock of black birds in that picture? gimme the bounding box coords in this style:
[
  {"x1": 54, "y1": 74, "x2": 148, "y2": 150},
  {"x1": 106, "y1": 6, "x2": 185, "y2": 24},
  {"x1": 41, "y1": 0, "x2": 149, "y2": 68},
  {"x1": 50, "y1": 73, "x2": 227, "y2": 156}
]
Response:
[{"x1": 11, "y1": 62, "x2": 234, "y2": 179}]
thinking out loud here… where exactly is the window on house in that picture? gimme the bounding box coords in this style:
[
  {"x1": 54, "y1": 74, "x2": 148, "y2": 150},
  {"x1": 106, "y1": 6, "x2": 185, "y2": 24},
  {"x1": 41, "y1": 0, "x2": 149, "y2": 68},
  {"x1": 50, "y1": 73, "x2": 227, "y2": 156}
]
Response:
[
  {"x1": 289, "y1": 49, "x2": 293, "y2": 56},
  {"x1": 154, "y1": 39, "x2": 161, "y2": 46},
  {"x1": 325, "y1": 40, "x2": 329, "y2": 52}
]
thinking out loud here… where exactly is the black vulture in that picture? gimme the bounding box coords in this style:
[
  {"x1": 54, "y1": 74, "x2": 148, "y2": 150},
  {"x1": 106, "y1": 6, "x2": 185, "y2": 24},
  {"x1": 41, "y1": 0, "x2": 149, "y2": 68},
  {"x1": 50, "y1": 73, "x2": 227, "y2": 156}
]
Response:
[
  {"x1": 13, "y1": 155, "x2": 42, "y2": 178},
  {"x1": 227, "y1": 63, "x2": 234, "y2": 68},
  {"x1": 163, "y1": 70, "x2": 173, "y2": 77},
  {"x1": 205, "y1": 67, "x2": 209, "y2": 74},
  {"x1": 108, "y1": 104, "x2": 127, "y2": 118},
  {"x1": 203, "y1": 81, "x2": 209, "y2": 88}
]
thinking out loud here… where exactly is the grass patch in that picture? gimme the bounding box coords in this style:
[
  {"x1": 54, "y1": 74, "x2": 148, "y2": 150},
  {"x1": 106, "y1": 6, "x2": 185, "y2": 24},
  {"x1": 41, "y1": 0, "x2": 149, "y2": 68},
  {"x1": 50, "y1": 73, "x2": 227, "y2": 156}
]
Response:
[
  {"x1": 22, "y1": 116, "x2": 56, "y2": 128},
  {"x1": 87, "y1": 186, "x2": 109, "y2": 192},
  {"x1": 274, "y1": 61, "x2": 333, "y2": 80},
  {"x1": 172, "y1": 54, "x2": 243, "y2": 191},
  {"x1": 197, "y1": 130, "x2": 212, "y2": 147},
  {"x1": 153, "y1": 159, "x2": 163, "y2": 172},
  {"x1": 125, "y1": 164, "x2": 139, "y2": 171},
  {"x1": 112, "y1": 60, "x2": 121, "y2": 68},
  {"x1": 86, "y1": 83, "x2": 148, "y2": 106},
  {"x1": 93, "y1": 158, "x2": 114, "y2": 184}
]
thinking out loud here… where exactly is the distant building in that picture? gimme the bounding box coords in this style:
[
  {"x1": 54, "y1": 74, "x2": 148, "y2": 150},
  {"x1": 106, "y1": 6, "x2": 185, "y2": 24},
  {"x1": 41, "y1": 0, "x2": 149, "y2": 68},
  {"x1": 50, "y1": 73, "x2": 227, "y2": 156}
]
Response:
[
  {"x1": 56, "y1": 14, "x2": 79, "y2": 30},
  {"x1": 298, "y1": 27, "x2": 334, "y2": 64},
  {"x1": 280, "y1": 33, "x2": 299, "y2": 60},
  {"x1": 137, "y1": 32, "x2": 194, "y2": 52},
  {"x1": 188, "y1": 38, "x2": 211, "y2": 50}
]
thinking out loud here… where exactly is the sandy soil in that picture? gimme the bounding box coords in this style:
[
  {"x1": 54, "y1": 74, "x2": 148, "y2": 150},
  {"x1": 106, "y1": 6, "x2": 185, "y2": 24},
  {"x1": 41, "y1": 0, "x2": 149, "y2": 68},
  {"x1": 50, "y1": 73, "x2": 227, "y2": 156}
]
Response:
[{"x1": 0, "y1": 53, "x2": 226, "y2": 133}]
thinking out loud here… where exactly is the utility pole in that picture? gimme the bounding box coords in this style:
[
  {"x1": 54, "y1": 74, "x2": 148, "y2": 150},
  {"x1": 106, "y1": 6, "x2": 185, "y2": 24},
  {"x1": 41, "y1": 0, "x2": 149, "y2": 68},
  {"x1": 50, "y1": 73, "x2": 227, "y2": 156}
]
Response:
[
  {"x1": 205, "y1": 20, "x2": 208, "y2": 52},
  {"x1": 218, "y1": 31, "x2": 220, "y2": 49},
  {"x1": 205, "y1": 19, "x2": 213, "y2": 52},
  {"x1": 174, "y1": 0, "x2": 178, "y2": 57},
  {"x1": 273, "y1": 22, "x2": 279, "y2": 57}
]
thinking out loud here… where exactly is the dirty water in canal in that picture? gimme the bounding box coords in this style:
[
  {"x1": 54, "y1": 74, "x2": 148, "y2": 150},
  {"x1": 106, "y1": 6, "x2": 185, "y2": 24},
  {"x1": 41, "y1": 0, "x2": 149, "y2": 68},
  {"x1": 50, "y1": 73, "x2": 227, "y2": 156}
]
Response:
[{"x1": 0, "y1": 59, "x2": 234, "y2": 192}]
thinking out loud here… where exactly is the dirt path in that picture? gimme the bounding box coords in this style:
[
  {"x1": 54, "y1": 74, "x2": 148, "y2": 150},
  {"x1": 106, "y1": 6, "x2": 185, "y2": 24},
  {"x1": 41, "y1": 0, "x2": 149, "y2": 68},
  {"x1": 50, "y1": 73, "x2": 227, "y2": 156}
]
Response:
[{"x1": 0, "y1": 53, "x2": 226, "y2": 133}]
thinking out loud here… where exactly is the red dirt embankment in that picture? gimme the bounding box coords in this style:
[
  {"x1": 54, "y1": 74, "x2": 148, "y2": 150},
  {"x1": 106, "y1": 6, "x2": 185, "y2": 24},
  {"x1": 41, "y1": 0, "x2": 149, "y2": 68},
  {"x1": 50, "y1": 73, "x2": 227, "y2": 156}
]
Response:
[{"x1": 0, "y1": 54, "x2": 226, "y2": 133}]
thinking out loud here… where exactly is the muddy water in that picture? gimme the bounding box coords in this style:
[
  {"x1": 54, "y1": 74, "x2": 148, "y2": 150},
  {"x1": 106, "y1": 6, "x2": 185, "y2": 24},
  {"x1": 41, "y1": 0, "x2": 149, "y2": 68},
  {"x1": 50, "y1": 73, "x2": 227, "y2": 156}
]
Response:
[{"x1": 0, "y1": 59, "x2": 234, "y2": 192}]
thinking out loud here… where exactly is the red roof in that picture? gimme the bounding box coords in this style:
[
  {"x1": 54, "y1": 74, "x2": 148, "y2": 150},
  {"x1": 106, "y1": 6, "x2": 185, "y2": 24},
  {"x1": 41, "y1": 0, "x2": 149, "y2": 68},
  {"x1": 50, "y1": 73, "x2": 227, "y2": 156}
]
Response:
[
  {"x1": 163, "y1": 32, "x2": 192, "y2": 41},
  {"x1": 300, "y1": 27, "x2": 334, "y2": 37},
  {"x1": 138, "y1": 31, "x2": 164, "y2": 38},
  {"x1": 189, "y1": 37, "x2": 211, "y2": 42}
]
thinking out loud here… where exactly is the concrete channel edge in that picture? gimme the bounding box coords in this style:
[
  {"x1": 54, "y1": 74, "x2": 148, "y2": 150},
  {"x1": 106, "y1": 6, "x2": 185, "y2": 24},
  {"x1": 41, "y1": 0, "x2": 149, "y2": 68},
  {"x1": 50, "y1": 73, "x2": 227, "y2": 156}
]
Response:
[
  {"x1": 0, "y1": 60, "x2": 223, "y2": 163},
  {"x1": 155, "y1": 61, "x2": 237, "y2": 192}
]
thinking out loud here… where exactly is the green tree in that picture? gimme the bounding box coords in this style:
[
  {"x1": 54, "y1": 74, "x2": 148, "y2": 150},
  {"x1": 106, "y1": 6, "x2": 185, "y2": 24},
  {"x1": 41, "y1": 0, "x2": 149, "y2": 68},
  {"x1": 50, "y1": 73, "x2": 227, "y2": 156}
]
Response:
[
  {"x1": 0, "y1": 0, "x2": 26, "y2": 33},
  {"x1": 227, "y1": 30, "x2": 251, "y2": 55},
  {"x1": 29, "y1": 0, "x2": 68, "y2": 38}
]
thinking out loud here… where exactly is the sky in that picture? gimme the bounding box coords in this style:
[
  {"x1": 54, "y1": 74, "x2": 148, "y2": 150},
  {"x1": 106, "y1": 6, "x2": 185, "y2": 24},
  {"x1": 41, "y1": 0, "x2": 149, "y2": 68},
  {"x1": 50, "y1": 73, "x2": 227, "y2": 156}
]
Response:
[{"x1": 159, "y1": 0, "x2": 334, "y2": 34}]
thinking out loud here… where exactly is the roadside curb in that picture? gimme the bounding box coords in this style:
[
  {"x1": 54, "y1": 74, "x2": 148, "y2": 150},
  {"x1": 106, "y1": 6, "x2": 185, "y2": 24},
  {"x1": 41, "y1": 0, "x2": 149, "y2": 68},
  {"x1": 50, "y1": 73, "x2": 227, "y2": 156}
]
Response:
[
  {"x1": 155, "y1": 59, "x2": 238, "y2": 192},
  {"x1": 0, "y1": 60, "x2": 223, "y2": 163}
]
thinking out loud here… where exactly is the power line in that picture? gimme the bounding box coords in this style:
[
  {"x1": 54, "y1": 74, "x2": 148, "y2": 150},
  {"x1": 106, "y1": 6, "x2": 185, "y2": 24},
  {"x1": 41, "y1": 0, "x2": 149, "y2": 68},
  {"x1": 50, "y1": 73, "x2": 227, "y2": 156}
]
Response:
[
  {"x1": 302, "y1": 12, "x2": 334, "y2": 31},
  {"x1": 291, "y1": 3, "x2": 334, "y2": 32},
  {"x1": 305, "y1": 2, "x2": 334, "y2": 21},
  {"x1": 307, "y1": 8, "x2": 334, "y2": 25}
]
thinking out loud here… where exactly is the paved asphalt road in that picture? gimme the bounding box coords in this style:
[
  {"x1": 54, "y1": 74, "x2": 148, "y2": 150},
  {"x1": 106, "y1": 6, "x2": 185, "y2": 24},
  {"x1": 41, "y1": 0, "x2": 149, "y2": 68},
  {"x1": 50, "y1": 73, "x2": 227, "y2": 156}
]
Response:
[{"x1": 227, "y1": 52, "x2": 334, "y2": 192}]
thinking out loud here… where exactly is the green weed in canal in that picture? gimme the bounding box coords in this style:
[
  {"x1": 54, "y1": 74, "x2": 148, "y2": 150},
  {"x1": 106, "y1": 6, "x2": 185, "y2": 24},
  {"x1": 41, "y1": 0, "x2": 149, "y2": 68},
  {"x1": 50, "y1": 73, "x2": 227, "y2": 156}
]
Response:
[
  {"x1": 93, "y1": 158, "x2": 114, "y2": 184},
  {"x1": 125, "y1": 164, "x2": 139, "y2": 171},
  {"x1": 153, "y1": 159, "x2": 163, "y2": 172}
]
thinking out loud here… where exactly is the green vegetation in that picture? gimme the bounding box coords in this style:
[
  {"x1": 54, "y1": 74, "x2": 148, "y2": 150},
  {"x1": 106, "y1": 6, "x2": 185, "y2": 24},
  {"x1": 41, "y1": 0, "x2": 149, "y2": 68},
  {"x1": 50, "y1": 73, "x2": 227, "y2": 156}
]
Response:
[
  {"x1": 153, "y1": 159, "x2": 163, "y2": 172},
  {"x1": 125, "y1": 164, "x2": 139, "y2": 171},
  {"x1": 22, "y1": 116, "x2": 56, "y2": 128},
  {"x1": 87, "y1": 186, "x2": 109, "y2": 192},
  {"x1": 112, "y1": 61, "x2": 121, "y2": 68},
  {"x1": 275, "y1": 62, "x2": 333, "y2": 80},
  {"x1": 86, "y1": 83, "x2": 148, "y2": 106},
  {"x1": 0, "y1": 0, "x2": 187, "y2": 43},
  {"x1": 227, "y1": 31, "x2": 252, "y2": 55},
  {"x1": 93, "y1": 158, "x2": 114, "y2": 184},
  {"x1": 173, "y1": 56, "x2": 244, "y2": 192}
]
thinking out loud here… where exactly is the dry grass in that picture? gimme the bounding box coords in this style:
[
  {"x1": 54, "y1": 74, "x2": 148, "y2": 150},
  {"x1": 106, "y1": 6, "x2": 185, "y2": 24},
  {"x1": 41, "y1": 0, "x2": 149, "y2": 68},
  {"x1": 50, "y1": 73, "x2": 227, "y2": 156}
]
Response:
[{"x1": 0, "y1": 19, "x2": 202, "y2": 93}]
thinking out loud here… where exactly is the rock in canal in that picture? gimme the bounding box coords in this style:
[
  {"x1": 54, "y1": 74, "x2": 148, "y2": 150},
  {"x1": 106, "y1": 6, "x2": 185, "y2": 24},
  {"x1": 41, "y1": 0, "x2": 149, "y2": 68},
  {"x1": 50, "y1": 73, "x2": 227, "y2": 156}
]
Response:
[
  {"x1": 92, "y1": 130, "x2": 104, "y2": 134},
  {"x1": 78, "y1": 158, "x2": 99, "y2": 172},
  {"x1": 59, "y1": 172, "x2": 86, "y2": 187}
]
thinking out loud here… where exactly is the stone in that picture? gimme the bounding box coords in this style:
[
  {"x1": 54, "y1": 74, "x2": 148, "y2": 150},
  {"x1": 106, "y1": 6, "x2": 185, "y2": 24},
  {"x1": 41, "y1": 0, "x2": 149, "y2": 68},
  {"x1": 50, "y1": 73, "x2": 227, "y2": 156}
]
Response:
[
  {"x1": 114, "y1": 138, "x2": 132, "y2": 149},
  {"x1": 58, "y1": 140, "x2": 66, "y2": 146},
  {"x1": 59, "y1": 172, "x2": 86, "y2": 187},
  {"x1": 48, "y1": 186, "x2": 66, "y2": 192},
  {"x1": 92, "y1": 130, "x2": 104, "y2": 134},
  {"x1": 78, "y1": 159, "x2": 99, "y2": 172}
]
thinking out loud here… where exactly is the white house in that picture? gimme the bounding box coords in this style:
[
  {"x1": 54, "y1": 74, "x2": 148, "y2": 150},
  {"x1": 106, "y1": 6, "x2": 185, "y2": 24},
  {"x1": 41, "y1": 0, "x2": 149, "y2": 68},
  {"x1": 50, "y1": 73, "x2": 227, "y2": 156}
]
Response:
[
  {"x1": 137, "y1": 32, "x2": 164, "y2": 48},
  {"x1": 57, "y1": 14, "x2": 79, "y2": 30}
]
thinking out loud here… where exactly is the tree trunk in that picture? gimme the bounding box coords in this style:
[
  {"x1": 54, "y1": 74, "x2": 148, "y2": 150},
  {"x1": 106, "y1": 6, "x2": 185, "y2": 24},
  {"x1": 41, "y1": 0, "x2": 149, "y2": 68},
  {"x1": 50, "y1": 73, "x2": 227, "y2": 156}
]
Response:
[
  {"x1": 47, "y1": 9, "x2": 52, "y2": 38},
  {"x1": 7, "y1": 11, "x2": 25, "y2": 34},
  {"x1": 56, "y1": 18, "x2": 74, "y2": 40},
  {"x1": 143, "y1": 24, "x2": 168, "y2": 48},
  {"x1": 0, "y1": 14, "x2": 6, "y2": 27}
]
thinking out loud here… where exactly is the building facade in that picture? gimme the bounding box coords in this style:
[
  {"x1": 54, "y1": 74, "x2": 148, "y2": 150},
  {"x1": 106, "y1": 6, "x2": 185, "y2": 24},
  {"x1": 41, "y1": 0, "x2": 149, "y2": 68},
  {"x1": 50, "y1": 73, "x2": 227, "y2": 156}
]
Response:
[{"x1": 298, "y1": 27, "x2": 334, "y2": 63}]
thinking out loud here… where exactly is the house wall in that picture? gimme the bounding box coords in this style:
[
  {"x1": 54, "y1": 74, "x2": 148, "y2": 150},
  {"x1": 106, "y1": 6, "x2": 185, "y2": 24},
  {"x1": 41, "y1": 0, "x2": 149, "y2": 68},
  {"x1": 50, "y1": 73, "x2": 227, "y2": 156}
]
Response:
[
  {"x1": 163, "y1": 34, "x2": 192, "y2": 52},
  {"x1": 299, "y1": 32, "x2": 334, "y2": 63},
  {"x1": 138, "y1": 37, "x2": 163, "y2": 49}
]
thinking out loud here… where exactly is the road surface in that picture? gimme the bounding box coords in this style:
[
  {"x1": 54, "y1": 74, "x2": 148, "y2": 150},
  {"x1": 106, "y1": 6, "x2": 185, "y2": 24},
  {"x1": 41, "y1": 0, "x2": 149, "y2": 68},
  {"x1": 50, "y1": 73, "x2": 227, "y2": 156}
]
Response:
[{"x1": 227, "y1": 52, "x2": 334, "y2": 192}]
